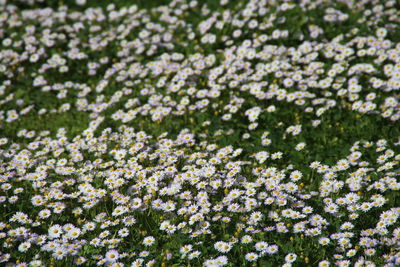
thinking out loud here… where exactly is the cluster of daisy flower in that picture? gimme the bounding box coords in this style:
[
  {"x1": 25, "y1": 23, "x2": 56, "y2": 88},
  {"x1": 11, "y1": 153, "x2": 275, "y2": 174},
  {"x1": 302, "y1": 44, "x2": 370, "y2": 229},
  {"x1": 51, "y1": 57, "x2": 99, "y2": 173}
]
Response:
[{"x1": 0, "y1": 0, "x2": 399, "y2": 266}]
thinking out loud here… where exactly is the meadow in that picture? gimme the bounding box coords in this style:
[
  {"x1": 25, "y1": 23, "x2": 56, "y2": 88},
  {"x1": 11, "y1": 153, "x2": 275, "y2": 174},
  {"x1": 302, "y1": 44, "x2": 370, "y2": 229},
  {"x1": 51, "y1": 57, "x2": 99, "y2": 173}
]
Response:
[{"x1": 0, "y1": 0, "x2": 399, "y2": 266}]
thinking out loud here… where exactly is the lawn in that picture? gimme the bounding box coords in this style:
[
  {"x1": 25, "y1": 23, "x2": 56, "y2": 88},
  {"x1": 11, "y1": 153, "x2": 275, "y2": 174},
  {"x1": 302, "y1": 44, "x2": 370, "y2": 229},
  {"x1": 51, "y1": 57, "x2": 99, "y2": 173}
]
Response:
[{"x1": 0, "y1": 0, "x2": 399, "y2": 266}]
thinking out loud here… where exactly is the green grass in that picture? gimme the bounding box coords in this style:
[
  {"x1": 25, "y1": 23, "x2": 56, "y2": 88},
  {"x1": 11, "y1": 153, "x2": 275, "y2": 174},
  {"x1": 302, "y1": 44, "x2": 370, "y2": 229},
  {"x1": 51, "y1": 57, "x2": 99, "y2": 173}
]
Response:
[{"x1": 0, "y1": 0, "x2": 399, "y2": 266}]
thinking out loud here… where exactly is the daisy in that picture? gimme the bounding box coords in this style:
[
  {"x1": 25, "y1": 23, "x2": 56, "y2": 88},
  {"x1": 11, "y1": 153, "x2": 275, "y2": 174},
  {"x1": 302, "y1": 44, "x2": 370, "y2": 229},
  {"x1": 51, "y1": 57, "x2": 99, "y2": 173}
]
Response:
[
  {"x1": 105, "y1": 250, "x2": 119, "y2": 262},
  {"x1": 266, "y1": 245, "x2": 279, "y2": 254},
  {"x1": 245, "y1": 252, "x2": 258, "y2": 262},
  {"x1": 143, "y1": 236, "x2": 155, "y2": 246},
  {"x1": 285, "y1": 253, "x2": 297, "y2": 263},
  {"x1": 48, "y1": 225, "x2": 63, "y2": 239}
]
